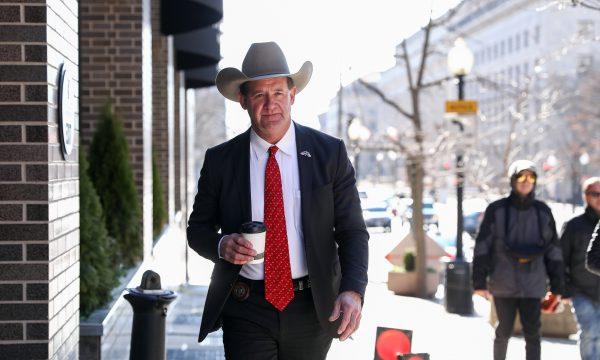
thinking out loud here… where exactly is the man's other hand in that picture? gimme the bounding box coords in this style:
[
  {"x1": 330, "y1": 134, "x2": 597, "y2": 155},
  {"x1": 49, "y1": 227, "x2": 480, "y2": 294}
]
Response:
[{"x1": 328, "y1": 291, "x2": 362, "y2": 341}]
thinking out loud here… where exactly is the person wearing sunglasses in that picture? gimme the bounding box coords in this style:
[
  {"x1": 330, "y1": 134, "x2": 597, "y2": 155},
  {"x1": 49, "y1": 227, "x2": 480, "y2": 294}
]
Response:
[
  {"x1": 560, "y1": 177, "x2": 600, "y2": 360},
  {"x1": 473, "y1": 160, "x2": 565, "y2": 360}
]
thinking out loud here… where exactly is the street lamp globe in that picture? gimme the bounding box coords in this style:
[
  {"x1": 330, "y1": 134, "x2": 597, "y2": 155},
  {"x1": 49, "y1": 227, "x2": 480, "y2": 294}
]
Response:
[
  {"x1": 359, "y1": 126, "x2": 371, "y2": 142},
  {"x1": 347, "y1": 117, "x2": 363, "y2": 142},
  {"x1": 580, "y1": 152, "x2": 590, "y2": 166},
  {"x1": 447, "y1": 38, "x2": 474, "y2": 76}
]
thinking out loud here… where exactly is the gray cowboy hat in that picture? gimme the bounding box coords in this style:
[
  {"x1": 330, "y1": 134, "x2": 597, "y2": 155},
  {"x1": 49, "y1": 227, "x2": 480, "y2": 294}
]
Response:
[{"x1": 215, "y1": 41, "x2": 313, "y2": 102}]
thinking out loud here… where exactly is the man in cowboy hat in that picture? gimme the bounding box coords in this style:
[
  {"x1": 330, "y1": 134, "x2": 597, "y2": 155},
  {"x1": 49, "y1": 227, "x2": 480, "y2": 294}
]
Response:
[{"x1": 187, "y1": 41, "x2": 368, "y2": 359}]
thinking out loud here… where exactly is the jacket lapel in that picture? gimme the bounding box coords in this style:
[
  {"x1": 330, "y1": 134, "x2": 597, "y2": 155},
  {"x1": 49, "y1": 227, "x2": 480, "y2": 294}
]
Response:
[
  {"x1": 233, "y1": 129, "x2": 252, "y2": 223},
  {"x1": 294, "y1": 122, "x2": 313, "y2": 228}
]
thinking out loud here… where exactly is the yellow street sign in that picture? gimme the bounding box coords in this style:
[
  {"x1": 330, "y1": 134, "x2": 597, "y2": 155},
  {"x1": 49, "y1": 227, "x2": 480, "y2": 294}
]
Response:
[{"x1": 445, "y1": 100, "x2": 478, "y2": 114}]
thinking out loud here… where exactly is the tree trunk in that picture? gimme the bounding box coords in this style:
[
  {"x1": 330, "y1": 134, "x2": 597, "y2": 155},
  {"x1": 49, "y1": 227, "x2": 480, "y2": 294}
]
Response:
[{"x1": 407, "y1": 156, "x2": 427, "y2": 298}]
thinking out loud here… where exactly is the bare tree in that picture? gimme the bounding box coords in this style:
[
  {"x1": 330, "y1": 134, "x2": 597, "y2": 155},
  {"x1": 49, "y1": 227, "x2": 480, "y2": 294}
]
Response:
[{"x1": 356, "y1": 5, "x2": 466, "y2": 297}]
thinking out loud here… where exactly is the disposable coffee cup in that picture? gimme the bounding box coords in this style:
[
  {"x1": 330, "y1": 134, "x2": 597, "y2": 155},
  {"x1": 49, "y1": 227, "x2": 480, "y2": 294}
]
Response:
[{"x1": 241, "y1": 221, "x2": 266, "y2": 264}]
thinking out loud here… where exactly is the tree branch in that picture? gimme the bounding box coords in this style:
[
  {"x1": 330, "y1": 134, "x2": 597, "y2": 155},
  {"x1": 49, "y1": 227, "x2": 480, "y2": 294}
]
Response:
[
  {"x1": 357, "y1": 78, "x2": 414, "y2": 121},
  {"x1": 416, "y1": 20, "x2": 433, "y2": 88},
  {"x1": 422, "y1": 75, "x2": 453, "y2": 89},
  {"x1": 400, "y1": 40, "x2": 415, "y2": 91}
]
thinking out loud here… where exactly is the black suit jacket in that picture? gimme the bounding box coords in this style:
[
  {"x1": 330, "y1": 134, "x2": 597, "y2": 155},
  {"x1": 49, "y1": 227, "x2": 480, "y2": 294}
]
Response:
[{"x1": 187, "y1": 122, "x2": 369, "y2": 342}]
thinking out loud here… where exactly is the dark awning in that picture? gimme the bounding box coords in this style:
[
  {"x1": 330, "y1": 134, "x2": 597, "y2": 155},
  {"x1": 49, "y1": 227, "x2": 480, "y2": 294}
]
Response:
[
  {"x1": 174, "y1": 27, "x2": 220, "y2": 70},
  {"x1": 161, "y1": 0, "x2": 223, "y2": 35},
  {"x1": 185, "y1": 66, "x2": 218, "y2": 89}
]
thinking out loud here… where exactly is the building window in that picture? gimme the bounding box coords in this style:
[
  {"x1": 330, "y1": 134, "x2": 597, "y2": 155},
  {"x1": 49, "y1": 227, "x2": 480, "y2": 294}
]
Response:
[
  {"x1": 486, "y1": 47, "x2": 492, "y2": 62},
  {"x1": 578, "y1": 20, "x2": 595, "y2": 39},
  {"x1": 577, "y1": 54, "x2": 594, "y2": 73},
  {"x1": 500, "y1": 40, "x2": 505, "y2": 56},
  {"x1": 523, "y1": 30, "x2": 529, "y2": 48},
  {"x1": 494, "y1": 43, "x2": 498, "y2": 59},
  {"x1": 508, "y1": 37, "x2": 513, "y2": 53},
  {"x1": 516, "y1": 33, "x2": 521, "y2": 51},
  {"x1": 523, "y1": 62, "x2": 529, "y2": 77},
  {"x1": 534, "y1": 25, "x2": 540, "y2": 44}
]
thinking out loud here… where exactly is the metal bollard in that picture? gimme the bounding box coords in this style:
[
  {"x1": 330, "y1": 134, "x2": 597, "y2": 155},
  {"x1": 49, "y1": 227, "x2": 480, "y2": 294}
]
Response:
[{"x1": 124, "y1": 270, "x2": 177, "y2": 360}]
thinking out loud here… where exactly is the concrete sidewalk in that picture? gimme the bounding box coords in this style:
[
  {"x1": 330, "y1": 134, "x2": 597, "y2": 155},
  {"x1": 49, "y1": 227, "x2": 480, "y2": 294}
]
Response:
[
  {"x1": 166, "y1": 285, "x2": 224, "y2": 360},
  {"x1": 165, "y1": 279, "x2": 579, "y2": 359}
]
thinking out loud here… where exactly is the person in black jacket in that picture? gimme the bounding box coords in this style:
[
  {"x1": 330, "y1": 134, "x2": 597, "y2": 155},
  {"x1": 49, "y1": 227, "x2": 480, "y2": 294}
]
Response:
[
  {"x1": 563, "y1": 177, "x2": 600, "y2": 360},
  {"x1": 473, "y1": 160, "x2": 564, "y2": 360}
]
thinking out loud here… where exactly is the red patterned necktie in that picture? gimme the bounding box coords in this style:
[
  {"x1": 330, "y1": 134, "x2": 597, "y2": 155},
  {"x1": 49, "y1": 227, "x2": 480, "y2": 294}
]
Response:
[{"x1": 264, "y1": 145, "x2": 294, "y2": 311}]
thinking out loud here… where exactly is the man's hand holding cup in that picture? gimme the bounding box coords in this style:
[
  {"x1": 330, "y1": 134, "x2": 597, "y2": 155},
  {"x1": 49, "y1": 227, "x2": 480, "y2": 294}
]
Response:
[
  {"x1": 219, "y1": 234, "x2": 256, "y2": 265},
  {"x1": 220, "y1": 222, "x2": 266, "y2": 265}
]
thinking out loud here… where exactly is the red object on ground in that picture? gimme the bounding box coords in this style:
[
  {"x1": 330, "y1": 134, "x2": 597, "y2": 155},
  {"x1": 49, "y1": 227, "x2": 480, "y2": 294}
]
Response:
[{"x1": 375, "y1": 329, "x2": 411, "y2": 360}]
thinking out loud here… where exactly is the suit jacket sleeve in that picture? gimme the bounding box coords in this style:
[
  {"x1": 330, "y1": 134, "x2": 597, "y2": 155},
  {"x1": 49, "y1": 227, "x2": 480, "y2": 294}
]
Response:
[
  {"x1": 586, "y1": 221, "x2": 600, "y2": 276},
  {"x1": 332, "y1": 140, "x2": 369, "y2": 298},
  {"x1": 187, "y1": 148, "x2": 221, "y2": 263}
]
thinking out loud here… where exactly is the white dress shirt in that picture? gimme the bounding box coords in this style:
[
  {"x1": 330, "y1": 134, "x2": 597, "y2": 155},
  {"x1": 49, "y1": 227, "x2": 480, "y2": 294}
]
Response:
[{"x1": 219, "y1": 123, "x2": 308, "y2": 280}]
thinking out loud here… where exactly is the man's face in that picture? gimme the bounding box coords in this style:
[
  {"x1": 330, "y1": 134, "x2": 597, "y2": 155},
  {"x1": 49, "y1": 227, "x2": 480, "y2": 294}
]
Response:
[
  {"x1": 238, "y1": 77, "x2": 296, "y2": 144},
  {"x1": 585, "y1": 182, "x2": 600, "y2": 214},
  {"x1": 514, "y1": 170, "x2": 536, "y2": 197}
]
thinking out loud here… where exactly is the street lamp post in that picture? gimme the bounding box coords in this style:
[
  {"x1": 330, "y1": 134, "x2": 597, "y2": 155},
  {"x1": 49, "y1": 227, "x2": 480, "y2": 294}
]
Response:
[
  {"x1": 347, "y1": 117, "x2": 371, "y2": 181},
  {"x1": 445, "y1": 38, "x2": 474, "y2": 315}
]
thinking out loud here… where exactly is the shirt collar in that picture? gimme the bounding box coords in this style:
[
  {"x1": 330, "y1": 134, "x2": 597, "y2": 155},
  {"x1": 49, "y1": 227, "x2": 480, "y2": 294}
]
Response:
[{"x1": 250, "y1": 122, "x2": 296, "y2": 160}]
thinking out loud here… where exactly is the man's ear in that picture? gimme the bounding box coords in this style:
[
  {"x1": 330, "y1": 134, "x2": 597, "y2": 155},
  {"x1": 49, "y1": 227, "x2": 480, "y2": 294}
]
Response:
[
  {"x1": 289, "y1": 87, "x2": 297, "y2": 105},
  {"x1": 238, "y1": 92, "x2": 247, "y2": 110}
]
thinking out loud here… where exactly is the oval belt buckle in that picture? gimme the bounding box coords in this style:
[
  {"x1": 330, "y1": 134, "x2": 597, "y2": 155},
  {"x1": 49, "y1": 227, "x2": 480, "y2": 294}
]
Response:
[{"x1": 232, "y1": 282, "x2": 250, "y2": 301}]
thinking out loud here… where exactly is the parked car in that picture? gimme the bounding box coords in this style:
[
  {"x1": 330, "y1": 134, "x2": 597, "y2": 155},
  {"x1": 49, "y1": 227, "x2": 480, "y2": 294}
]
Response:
[
  {"x1": 403, "y1": 199, "x2": 439, "y2": 229},
  {"x1": 463, "y1": 211, "x2": 484, "y2": 238},
  {"x1": 362, "y1": 201, "x2": 392, "y2": 232}
]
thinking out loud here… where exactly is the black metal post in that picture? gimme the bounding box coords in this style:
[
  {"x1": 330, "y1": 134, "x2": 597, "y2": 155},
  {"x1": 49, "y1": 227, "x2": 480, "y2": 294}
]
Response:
[
  {"x1": 124, "y1": 270, "x2": 177, "y2": 360},
  {"x1": 355, "y1": 149, "x2": 360, "y2": 180},
  {"x1": 456, "y1": 74, "x2": 465, "y2": 261},
  {"x1": 444, "y1": 74, "x2": 473, "y2": 315}
]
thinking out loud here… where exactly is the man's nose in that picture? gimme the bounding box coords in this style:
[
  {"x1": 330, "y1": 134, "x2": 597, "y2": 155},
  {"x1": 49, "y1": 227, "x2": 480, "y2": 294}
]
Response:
[{"x1": 264, "y1": 94, "x2": 275, "y2": 111}]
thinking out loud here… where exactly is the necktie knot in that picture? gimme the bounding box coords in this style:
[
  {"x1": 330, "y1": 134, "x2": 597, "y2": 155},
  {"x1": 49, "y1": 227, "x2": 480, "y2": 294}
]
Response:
[{"x1": 268, "y1": 146, "x2": 278, "y2": 157}]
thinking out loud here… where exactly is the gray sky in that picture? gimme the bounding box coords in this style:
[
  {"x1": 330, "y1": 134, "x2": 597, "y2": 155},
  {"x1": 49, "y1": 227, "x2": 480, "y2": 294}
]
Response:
[{"x1": 220, "y1": 0, "x2": 462, "y2": 134}]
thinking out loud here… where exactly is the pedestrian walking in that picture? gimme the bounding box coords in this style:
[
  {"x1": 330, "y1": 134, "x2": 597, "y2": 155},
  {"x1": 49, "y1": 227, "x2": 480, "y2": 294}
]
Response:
[
  {"x1": 472, "y1": 160, "x2": 565, "y2": 360},
  {"x1": 561, "y1": 177, "x2": 600, "y2": 360},
  {"x1": 186, "y1": 42, "x2": 369, "y2": 359}
]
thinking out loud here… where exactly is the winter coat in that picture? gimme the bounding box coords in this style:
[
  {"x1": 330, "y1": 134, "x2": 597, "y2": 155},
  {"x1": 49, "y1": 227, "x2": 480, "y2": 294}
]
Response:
[
  {"x1": 561, "y1": 207, "x2": 600, "y2": 300},
  {"x1": 472, "y1": 193, "x2": 565, "y2": 298},
  {"x1": 586, "y1": 219, "x2": 600, "y2": 276}
]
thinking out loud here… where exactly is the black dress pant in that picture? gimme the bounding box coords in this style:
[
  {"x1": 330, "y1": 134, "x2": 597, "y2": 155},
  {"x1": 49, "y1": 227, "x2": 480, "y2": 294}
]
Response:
[
  {"x1": 493, "y1": 297, "x2": 541, "y2": 360},
  {"x1": 221, "y1": 278, "x2": 333, "y2": 360}
]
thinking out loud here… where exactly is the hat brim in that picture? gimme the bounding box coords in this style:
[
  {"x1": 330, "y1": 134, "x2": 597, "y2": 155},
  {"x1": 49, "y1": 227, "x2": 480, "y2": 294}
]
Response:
[{"x1": 215, "y1": 61, "x2": 313, "y2": 102}]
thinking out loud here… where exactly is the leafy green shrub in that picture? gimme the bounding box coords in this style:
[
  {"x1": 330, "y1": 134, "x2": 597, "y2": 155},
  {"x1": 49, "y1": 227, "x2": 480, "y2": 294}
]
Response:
[
  {"x1": 404, "y1": 250, "x2": 416, "y2": 272},
  {"x1": 89, "y1": 104, "x2": 142, "y2": 267},
  {"x1": 79, "y1": 151, "x2": 118, "y2": 318},
  {"x1": 152, "y1": 153, "x2": 167, "y2": 238}
]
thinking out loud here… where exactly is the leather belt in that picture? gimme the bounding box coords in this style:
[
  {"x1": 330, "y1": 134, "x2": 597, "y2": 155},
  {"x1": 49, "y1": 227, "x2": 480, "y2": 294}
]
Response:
[{"x1": 232, "y1": 276, "x2": 311, "y2": 301}]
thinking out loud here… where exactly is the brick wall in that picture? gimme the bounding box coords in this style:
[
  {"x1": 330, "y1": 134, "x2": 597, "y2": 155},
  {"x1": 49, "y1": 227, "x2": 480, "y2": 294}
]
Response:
[
  {"x1": 79, "y1": 0, "x2": 153, "y2": 256},
  {"x1": 0, "y1": 0, "x2": 80, "y2": 358}
]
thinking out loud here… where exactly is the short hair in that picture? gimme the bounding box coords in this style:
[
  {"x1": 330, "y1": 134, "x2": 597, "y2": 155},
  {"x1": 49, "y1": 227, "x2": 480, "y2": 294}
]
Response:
[
  {"x1": 239, "y1": 77, "x2": 295, "y2": 97},
  {"x1": 583, "y1": 177, "x2": 600, "y2": 193}
]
